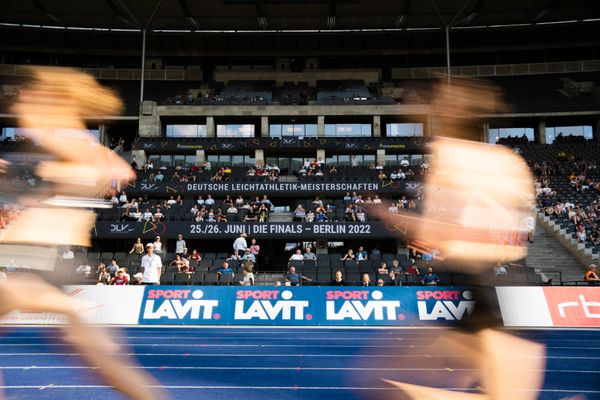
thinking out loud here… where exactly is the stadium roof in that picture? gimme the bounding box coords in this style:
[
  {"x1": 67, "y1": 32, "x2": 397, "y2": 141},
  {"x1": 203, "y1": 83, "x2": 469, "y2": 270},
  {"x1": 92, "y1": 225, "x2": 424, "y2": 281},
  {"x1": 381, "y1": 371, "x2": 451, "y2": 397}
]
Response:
[
  {"x1": 1, "y1": 0, "x2": 599, "y2": 31},
  {"x1": 0, "y1": 0, "x2": 599, "y2": 56}
]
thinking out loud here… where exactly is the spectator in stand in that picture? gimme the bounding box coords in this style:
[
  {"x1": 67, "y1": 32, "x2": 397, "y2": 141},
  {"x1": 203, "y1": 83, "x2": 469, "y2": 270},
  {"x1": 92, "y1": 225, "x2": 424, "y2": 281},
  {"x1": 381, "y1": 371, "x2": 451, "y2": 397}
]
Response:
[
  {"x1": 97, "y1": 266, "x2": 111, "y2": 285},
  {"x1": 356, "y1": 208, "x2": 366, "y2": 222},
  {"x1": 62, "y1": 247, "x2": 74, "y2": 260},
  {"x1": 113, "y1": 269, "x2": 129, "y2": 285},
  {"x1": 493, "y1": 262, "x2": 508, "y2": 275},
  {"x1": 175, "y1": 234, "x2": 186, "y2": 256},
  {"x1": 329, "y1": 165, "x2": 338, "y2": 174},
  {"x1": 196, "y1": 195, "x2": 205, "y2": 205},
  {"x1": 217, "y1": 261, "x2": 235, "y2": 281},
  {"x1": 289, "y1": 249, "x2": 304, "y2": 262},
  {"x1": 422, "y1": 267, "x2": 440, "y2": 285},
  {"x1": 406, "y1": 263, "x2": 420, "y2": 275},
  {"x1": 360, "y1": 273, "x2": 372, "y2": 286},
  {"x1": 154, "y1": 171, "x2": 165, "y2": 182},
  {"x1": 305, "y1": 210, "x2": 315, "y2": 222},
  {"x1": 107, "y1": 259, "x2": 120, "y2": 276},
  {"x1": 377, "y1": 262, "x2": 389, "y2": 274},
  {"x1": 376, "y1": 278, "x2": 385, "y2": 287},
  {"x1": 141, "y1": 243, "x2": 162, "y2": 285},
  {"x1": 153, "y1": 236, "x2": 162, "y2": 255},
  {"x1": 235, "y1": 195, "x2": 245, "y2": 207},
  {"x1": 118, "y1": 191, "x2": 128, "y2": 204},
  {"x1": 330, "y1": 270, "x2": 346, "y2": 286},
  {"x1": 249, "y1": 238, "x2": 260, "y2": 270},
  {"x1": 189, "y1": 249, "x2": 201, "y2": 262},
  {"x1": 285, "y1": 266, "x2": 311, "y2": 286},
  {"x1": 390, "y1": 259, "x2": 403, "y2": 275},
  {"x1": 241, "y1": 249, "x2": 256, "y2": 264},
  {"x1": 303, "y1": 247, "x2": 317, "y2": 260},
  {"x1": 244, "y1": 208, "x2": 258, "y2": 222},
  {"x1": 233, "y1": 232, "x2": 248, "y2": 256},
  {"x1": 131, "y1": 272, "x2": 143, "y2": 285},
  {"x1": 153, "y1": 207, "x2": 164, "y2": 222},
  {"x1": 142, "y1": 208, "x2": 153, "y2": 221},
  {"x1": 239, "y1": 266, "x2": 255, "y2": 286},
  {"x1": 293, "y1": 205, "x2": 306, "y2": 221},
  {"x1": 205, "y1": 195, "x2": 215, "y2": 206},
  {"x1": 345, "y1": 204, "x2": 357, "y2": 221},
  {"x1": 389, "y1": 271, "x2": 402, "y2": 286},
  {"x1": 316, "y1": 211, "x2": 328, "y2": 222},
  {"x1": 170, "y1": 254, "x2": 184, "y2": 269},
  {"x1": 341, "y1": 249, "x2": 355, "y2": 261},
  {"x1": 129, "y1": 238, "x2": 144, "y2": 255},
  {"x1": 585, "y1": 264, "x2": 599, "y2": 284}
]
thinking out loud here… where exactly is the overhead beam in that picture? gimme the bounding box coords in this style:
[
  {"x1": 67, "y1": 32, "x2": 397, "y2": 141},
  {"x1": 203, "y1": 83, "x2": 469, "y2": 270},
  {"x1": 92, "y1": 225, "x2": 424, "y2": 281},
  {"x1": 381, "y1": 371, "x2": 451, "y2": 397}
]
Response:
[
  {"x1": 30, "y1": 0, "x2": 66, "y2": 26},
  {"x1": 178, "y1": 0, "x2": 200, "y2": 29},
  {"x1": 532, "y1": 0, "x2": 560, "y2": 24},
  {"x1": 327, "y1": 1, "x2": 336, "y2": 29},
  {"x1": 394, "y1": 0, "x2": 412, "y2": 28}
]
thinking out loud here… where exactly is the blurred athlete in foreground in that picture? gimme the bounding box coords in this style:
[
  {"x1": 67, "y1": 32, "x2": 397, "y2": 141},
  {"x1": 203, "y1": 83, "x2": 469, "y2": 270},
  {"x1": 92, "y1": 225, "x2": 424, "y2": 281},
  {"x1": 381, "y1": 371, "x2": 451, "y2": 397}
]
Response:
[
  {"x1": 0, "y1": 67, "x2": 166, "y2": 400},
  {"x1": 372, "y1": 78, "x2": 549, "y2": 400}
]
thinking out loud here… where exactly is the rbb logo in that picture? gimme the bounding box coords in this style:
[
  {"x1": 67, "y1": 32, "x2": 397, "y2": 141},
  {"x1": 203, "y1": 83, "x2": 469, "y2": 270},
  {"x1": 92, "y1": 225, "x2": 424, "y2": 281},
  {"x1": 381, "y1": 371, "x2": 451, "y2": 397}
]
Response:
[
  {"x1": 142, "y1": 289, "x2": 218, "y2": 320},
  {"x1": 416, "y1": 290, "x2": 475, "y2": 321},
  {"x1": 325, "y1": 290, "x2": 401, "y2": 321},
  {"x1": 234, "y1": 290, "x2": 309, "y2": 320},
  {"x1": 544, "y1": 287, "x2": 600, "y2": 327}
]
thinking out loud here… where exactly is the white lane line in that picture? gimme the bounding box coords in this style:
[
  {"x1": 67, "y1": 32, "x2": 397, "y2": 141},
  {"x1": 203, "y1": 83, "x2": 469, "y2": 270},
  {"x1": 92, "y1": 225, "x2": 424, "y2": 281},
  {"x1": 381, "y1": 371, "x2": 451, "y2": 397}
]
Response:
[
  {"x1": 0, "y1": 385, "x2": 598, "y2": 394},
  {"x1": 2, "y1": 366, "x2": 599, "y2": 373},
  {"x1": 0, "y1": 353, "x2": 598, "y2": 359}
]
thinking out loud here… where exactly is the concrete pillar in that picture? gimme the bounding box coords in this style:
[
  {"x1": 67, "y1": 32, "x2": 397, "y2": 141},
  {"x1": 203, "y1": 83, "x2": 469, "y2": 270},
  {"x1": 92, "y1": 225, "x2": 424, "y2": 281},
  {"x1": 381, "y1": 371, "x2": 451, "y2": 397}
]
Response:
[
  {"x1": 425, "y1": 113, "x2": 433, "y2": 138},
  {"x1": 373, "y1": 116, "x2": 381, "y2": 137},
  {"x1": 376, "y1": 149, "x2": 386, "y2": 167},
  {"x1": 255, "y1": 149, "x2": 265, "y2": 168},
  {"x1": 537, "y1": 120, "x2": 547, "y2": 144},
  {"x1": 261, "y1": 116, "x2": 269, "y2": 138},
  {"x1": 317, "y1": 116, "x2": 325, "y2": 137},
  {"x1": 316, "y1": 149, "x2": 326, "y2": 165},
  {"x1": 481, "y1": 120, "x2": 490, "y2": 143},
  {"x1": 138, "y1": 101, "x2": 160, "y2": 137},
  {"x1": 195, "y1": 150, "x2": 206, "y2": 166},
  {"x1": 206, "y1": 116, "x2": 215, "y2": 138},
  {"x1": 98, "y1": 123, "x2": 107, "y2": 146},
  {"x1": 131, "y1": 150, "x2": 146, "y2": 167}
]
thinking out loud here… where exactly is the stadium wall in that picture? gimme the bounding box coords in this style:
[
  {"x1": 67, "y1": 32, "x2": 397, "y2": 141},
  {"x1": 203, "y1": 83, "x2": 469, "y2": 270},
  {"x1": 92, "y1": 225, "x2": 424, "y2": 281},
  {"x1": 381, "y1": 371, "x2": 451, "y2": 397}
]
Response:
[{"x1": 1, "y1": 286, "x2": 598, "y2": 328}]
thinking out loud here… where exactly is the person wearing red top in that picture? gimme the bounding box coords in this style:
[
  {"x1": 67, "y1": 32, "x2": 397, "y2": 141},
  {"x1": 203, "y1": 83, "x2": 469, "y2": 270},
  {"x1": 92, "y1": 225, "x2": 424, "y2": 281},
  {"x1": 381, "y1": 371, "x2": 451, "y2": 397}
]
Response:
[{"x1": 113, "y1": 269, "x2": 129, "y2": 285}]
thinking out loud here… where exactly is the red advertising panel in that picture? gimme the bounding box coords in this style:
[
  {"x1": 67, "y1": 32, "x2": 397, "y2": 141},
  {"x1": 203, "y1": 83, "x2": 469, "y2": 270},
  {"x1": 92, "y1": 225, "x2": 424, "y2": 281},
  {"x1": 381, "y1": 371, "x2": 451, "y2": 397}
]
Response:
[{"x1": 543, "y1": 287, "x2": 600, "y2": 327}]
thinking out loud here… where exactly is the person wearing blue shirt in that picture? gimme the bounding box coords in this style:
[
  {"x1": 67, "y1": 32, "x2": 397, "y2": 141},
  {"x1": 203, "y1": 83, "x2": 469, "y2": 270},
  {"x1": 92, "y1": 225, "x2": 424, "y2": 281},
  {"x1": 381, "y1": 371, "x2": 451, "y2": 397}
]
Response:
[
  {"x1": 356, "y1": 246, "x2": 368, "y2": 261},
  {"x1": 285, "y1": 266, "x2": 311, "y2": 286},
  {"x1": 421, "y1": 267, "x2": 440, "y2": 285},
  {"x1": 217, "y1": 262, "x2": 235, "y2": 279}
]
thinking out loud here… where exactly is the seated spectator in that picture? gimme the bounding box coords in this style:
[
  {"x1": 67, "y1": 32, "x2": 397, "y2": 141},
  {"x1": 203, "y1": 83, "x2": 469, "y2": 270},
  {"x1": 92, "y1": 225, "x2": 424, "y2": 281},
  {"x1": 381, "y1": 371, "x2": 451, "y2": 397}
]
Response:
[
  {"x1": 329, "y1": 165, "x2": 338, "y2": 174},
  {"x1": 330, "y1": 270, "x2": 346, "y2": 286},
  {"x1": 356, "y1": 208, "x2": 366, "y2": 222},
  {"x1": 241, "y1": 249, "x2": 256, "y2": 264},
  {"x1": 376, "y1": 278, "x2": 385, "y2": 287},
  {"x1": 142, "y1": 208, "x2": 153, "y2": 221},
  {"x1": 239, "y1": 266, "x2": 255, "y2": 286},
  {"x1": 360, "y1": 273, "x2": 372, "y2": 286},
  {"x1": 205, "y1": 195, "x2": 215, "y2": 206},
  {"x1": 179, "y1": 258, "x2": 193, "y2": 274},
  {"x1": 293, "y1": 205, "x2": 306, "y2": 221},
  {"x1": 372, "y1": 195, "x2": 382, "y2": 204},
  {"x1": 235, "y1": 195, "x2": 245, "y2": 207},
  {"x1": 153, "y1": 236, "x2": 163, "y2": 254},
  {"x1": 585, "y1": 264, "x2": 600, "y2": 284},
  {"x1": 406, "y1": 264, "x2": 420, "y2": 274},
  {"x1": 189, "y1": 249, "x2": 201, "y2": 262},
  {"x1": 113, "y1": 269, "x2": 129, "y2": 285},
  {"x1": 244, "y1": 208, "x2": 258, "y2": 222},
  {"x1": 341, "y1": 249, "x2": 355, "y2": 261},
  {"x1": 216, "y1": 209, "x2": 228, "y2": 223},
  {"x1": 226, "y1": 252, "x2": 241, "y2": 262},
  {"x1": 217, "y1": 262, "x2": 235, "y2": 280},
  {"x1": 97, "y1": 266, "x2": 111, "y2": 285},
  {"x1": 345, "y1": 204, "x2": 357, "y2": 221},
  {"x1": 285, "y1": 266, "x2": 311, "y2": 286},
  {"x1": 389, "y1": 271, "x2": 402, "y2": 286},
  {"x1": 421, "y1": 267, "x2": 440, "y2": 285},
  {"x1": 131, "y1": 272, "x2": 143, "y2": 285},
  {"x1": 227, "y1": 204, "x2": 238, "y2": 215},
  {"x1": 153, "y1": 208, "x2": 164, "y2": 222},
  {"x1": 75, "y1": 263, "x2": 91, "y2": 276},
  {"x1": 196, "y1": 195, "x2": 205, "y2": 205},
  {"x1": 304, "y1": 247, "x2": 317, "y2": 260},
  {"x1": 493, "y1": 262, "x2": 508, "y2": 275},
  {"x1": 377, "y1": 170, "x2": 388, "y2": 181},
  {"x1": 170, "y1": 255, "x2": 184, "y2": 269},
  {"x1": 316, "y1": 211, "x2": 328, "y2": 222},
  {"x1": 155, "y1": 171, "x2": 164, "y2": 182},
  {"x1": 289, "y1": 249, "x2": 304, "y2": 262},
  {"x1": 390, "y1": 259, "x2": 403, "y2": 275},
  {"x1": 305, "y1": 210, "x2": 315, "y2": 222},
  {"x1": 377, "y1": 262, "x2": 389, "y2": 274},
  {"x1": 107, "y1": 259, "x2": 120, "y2": 276}
]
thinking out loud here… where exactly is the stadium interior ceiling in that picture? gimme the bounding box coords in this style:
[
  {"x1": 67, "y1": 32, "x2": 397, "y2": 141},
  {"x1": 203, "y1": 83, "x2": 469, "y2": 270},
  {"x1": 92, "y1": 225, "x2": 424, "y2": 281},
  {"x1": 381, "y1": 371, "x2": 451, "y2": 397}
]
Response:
[{"x1": 0, "y1": 0, "x2": 599, "y2": 67}]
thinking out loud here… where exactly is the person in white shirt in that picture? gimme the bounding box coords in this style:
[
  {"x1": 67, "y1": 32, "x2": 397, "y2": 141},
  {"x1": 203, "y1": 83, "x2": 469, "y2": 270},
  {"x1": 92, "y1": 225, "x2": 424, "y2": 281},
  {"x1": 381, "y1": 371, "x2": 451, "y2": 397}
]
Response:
[
  {"x1": 62, "y1": 248, "x2": 74, "y2": 260},
  {"x1": 141, "y1": 243, "x2": 162, "y2": 285},
  {"x1": 175, "y1": 234, "x2": 186, "y2": 255},
  {"x1": 153, "y1": 236, "x2": 163, "y2": 254},
  {"x1": 118, "y1": 191, "x2": 128, "y2": 204},
  {"x1": 166, "y1": 196, "x2": 177, "y2": 206},
  {"x1": 227, "y1": 205, "x2": 238, "y2": 214},
  {"x1": 233, "y1": 232, "x2": 248, "y2": 256},
  {"x1": 400, "y1": 158, "x2": 410, "y2": 167},
  {"x1": 142, "y1": 209, "x2": 153, "y2": 221},
  {"x1": 205, "y1": 195, "x2": 215, "y2": 206},
  {"x1": 289, "y1": 249, "x2": 304, "y2": 261}
]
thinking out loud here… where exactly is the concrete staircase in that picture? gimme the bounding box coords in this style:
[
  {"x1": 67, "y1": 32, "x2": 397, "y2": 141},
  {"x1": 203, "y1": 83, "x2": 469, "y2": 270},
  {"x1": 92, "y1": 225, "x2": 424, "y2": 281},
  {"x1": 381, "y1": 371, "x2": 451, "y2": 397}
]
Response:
[{"x1": 526, "y1": 217, "x2": 586, "y2": 283}]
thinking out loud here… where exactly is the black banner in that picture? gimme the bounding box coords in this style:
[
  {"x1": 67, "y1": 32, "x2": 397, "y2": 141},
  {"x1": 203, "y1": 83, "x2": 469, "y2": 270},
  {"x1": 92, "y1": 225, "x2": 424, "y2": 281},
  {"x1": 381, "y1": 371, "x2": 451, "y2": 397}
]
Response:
[
  {"x1": 125, "y1": 181, "x2": 421, "y2": 195},
  {"x1": 92, "y1": 221, "x2": 409, "y2": 240},
  {"x1": 132, "y1": 137, "x2": 429, "y2": 154}
]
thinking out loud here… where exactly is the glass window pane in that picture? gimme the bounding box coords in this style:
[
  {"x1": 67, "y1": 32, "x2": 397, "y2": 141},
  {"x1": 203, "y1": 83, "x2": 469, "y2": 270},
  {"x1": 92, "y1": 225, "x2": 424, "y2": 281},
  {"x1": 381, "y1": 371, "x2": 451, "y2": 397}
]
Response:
[
  {"x1": 385, "y1": 154, "x2": 397, "y2": 166},
  {"x1": 185, "y1": 155, "x2": 196, "y2": 165},
  {"x1": 363, "y1": 155, "x2": 375, "y2": 165},
  {"x1": 305, "y1": 124, "x2": 318, "y2": 137},
  {"x1": 338, "y1": 155, "x2": 350, "y2": 166},
  {"x1": 325, "y1": 124, "x2": 336, "y2": 136},
  {"x1": 244, "y1": 156, "x2": 255, "y2": 166},
  {"x1": 386, "y1": 123, "x2": 423, "y2": 137},
  {"x1": 207, "y1": 155, "x2": 218, "y2": 164},
  {"x1": 269, "y1": 124, "x2": 282, "y2": 138},
  {"x1": 361, "y1": 124, "x2": 372, "y2": 136},
  {"x1": 231, "y1": 155, "x2": 244, "y2": 167},
  {"x1": 159, "y1": 155, "x2": 172, "y2": 167},
  {"x1": 489, "y1": 127, "x2": 534, "y2": 144},
  {"x1": 166, "y1": 124, "x2": 207, "y2": 138},
  {"x1": 173, "y1": 155, "x2": 185, "y2": 166}
]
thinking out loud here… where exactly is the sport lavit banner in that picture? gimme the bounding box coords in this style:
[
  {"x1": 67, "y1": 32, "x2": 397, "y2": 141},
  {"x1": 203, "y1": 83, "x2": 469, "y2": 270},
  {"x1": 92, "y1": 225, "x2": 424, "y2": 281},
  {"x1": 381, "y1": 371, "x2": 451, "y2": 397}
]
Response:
[
  {"x1": 139, "y1": 286, "x2": 475, "y2": 326},
  {"x1": 496, "y1": 286, "x2": 600, "y2": 327}
]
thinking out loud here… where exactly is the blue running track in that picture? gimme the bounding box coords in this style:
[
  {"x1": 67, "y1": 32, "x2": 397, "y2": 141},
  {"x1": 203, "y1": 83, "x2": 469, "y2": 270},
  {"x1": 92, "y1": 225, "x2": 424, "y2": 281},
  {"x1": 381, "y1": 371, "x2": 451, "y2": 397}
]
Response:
[{"x1": 0, "y1": 327, "x2": 597, "y2": 400}]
